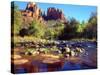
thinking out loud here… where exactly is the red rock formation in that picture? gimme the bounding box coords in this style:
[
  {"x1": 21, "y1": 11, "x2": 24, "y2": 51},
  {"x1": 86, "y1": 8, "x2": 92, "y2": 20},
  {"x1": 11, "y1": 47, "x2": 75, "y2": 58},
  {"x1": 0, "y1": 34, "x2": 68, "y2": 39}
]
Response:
[
  {"x1": 20, "y1": 2, "x2": 67, "y2": 25},
  {"x1": 47, "y1": 7, "x2": 63, "y2": 19},
  {"x1": 43, "y1": 7, "x2": 67, "y2": 23},
  {"x1": 20, "y1": 2, "x2": 44, "y2": 25}
]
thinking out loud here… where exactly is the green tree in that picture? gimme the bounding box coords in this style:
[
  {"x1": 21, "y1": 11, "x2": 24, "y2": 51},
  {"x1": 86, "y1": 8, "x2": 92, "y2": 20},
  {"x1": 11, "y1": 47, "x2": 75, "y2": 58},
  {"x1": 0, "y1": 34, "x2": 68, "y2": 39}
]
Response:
[
  {"x1": 11, "y1": 2, "x2": 23, "y2": 35},
  {"x1": 28, "y1": 19, "x2": 46, "y2": 38},
  {"x1": 44, "y1": 28, "x2": 55, "y2": 40},
  {"x1": 59, "y1": 18, "x2": 79, "y2": 40},
  {"x1": 44, "y1": 22, "x2": 65, "y2": 40},
  {"x1": 83, "y1": 12, "x2": 97, "y2": 39}
]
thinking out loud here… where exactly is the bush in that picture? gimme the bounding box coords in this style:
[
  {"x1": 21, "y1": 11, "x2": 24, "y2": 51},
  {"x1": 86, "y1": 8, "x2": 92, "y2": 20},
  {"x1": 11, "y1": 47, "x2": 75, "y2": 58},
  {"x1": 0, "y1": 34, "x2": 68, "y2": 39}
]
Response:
[{"x1": 11, "y1": 3, "x2": 23, "y2": 35}]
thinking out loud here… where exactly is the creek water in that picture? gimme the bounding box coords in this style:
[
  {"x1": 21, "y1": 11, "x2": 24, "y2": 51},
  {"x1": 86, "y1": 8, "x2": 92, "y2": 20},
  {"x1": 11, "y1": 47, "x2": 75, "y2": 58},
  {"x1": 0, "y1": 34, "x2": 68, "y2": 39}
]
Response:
[{"x1": 12, "y1": 41, "x2": 97, "y2": 73}]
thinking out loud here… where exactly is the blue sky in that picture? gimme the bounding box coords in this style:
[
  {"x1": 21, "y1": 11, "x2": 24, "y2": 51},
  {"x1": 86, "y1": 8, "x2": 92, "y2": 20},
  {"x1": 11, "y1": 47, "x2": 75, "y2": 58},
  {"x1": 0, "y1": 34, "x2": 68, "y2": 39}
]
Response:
[{"x1": 14, "y1": 1, "x2": 97, "y2": 23}]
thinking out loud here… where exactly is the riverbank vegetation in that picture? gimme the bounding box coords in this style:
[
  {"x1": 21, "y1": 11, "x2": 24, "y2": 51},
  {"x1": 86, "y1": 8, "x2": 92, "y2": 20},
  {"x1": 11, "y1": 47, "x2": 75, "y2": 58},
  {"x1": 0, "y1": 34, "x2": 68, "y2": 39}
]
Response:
[{"x1": 11, "y1": 4, "x2": 97, "y2": 42}]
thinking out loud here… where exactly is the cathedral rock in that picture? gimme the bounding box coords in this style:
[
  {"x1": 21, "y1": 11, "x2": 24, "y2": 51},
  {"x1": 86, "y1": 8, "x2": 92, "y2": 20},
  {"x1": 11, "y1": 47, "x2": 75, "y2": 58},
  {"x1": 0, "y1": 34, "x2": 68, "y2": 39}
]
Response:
[
  {"x1": 20, "y1": 2, "x2": 67, "y2": 25},
  {"x1": 21, "y1": 2, "x2": 43, "y2": 25},
  {"x1": 43, "y1": 7, "x2": 66, "y2": 23}
]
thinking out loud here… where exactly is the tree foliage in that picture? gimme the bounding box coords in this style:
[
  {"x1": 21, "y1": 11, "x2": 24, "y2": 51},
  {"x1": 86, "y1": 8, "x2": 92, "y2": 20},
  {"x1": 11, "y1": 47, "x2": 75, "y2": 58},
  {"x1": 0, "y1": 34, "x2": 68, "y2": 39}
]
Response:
[
  {"x1": 83, "y1": 12, "x2": 97, "y2": 39},
  {"x1": 12, "y1": 3, "x2": 97, "y2": 41},
  {"x1": 27, "y1": 19, "x2": 46, "y2": 38},
  {"x1": 44, "y1": 22, "x2": 65, "y2": 40},
  {"x1": 11, "y1": 3, "x2": 23, "y2": 35},
  {"x1": 58, "y1": 18, "x2": 79, "y2": 40}
]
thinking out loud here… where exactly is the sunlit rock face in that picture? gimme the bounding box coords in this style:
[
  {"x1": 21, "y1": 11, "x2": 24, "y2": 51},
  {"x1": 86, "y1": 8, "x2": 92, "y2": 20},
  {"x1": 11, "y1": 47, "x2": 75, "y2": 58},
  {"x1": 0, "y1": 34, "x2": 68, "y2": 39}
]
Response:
[
  {"x1": 26, "y1": 2, "x2": 42, "y2": 19},
  {"x1": 22, "y1": 2, "x2": 42, "y2": 18},
  {"x1": 20, "y1": 2, "x2": 67, "y2": 26},
  {"x1": 20, "y1": 2, "x2": 43, "y2": 25},
  {"x1": 26, "y1": 2, "x2": 37, "y2": 12}
]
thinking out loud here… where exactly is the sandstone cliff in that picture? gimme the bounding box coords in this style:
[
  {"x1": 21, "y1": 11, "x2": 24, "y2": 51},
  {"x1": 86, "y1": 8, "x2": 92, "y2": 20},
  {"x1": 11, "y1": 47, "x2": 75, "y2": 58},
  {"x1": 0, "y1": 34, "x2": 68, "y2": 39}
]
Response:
[
  {"x1": 20, "y1": 2, "x2": 67, "y2": 26},
  {"x1": 43, "y1": 7, "x2": 66, "y2": 22}
]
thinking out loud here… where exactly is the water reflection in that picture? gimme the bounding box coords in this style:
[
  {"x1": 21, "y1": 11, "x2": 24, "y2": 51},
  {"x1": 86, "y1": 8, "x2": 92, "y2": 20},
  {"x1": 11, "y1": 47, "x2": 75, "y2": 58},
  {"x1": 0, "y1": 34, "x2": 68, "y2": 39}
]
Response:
[
  {"x1": 14, "y1": 59, "x2": 96, "y2": 73},
  {"x1": 62, "y1": 61, "x2": 81, "y2": 70},
  {"x1": 16, "y1": 68, "x2": 27, "y2": 73},
  {"x1": 12, "y1": 41, "x2": 97, "y2": 73}
]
